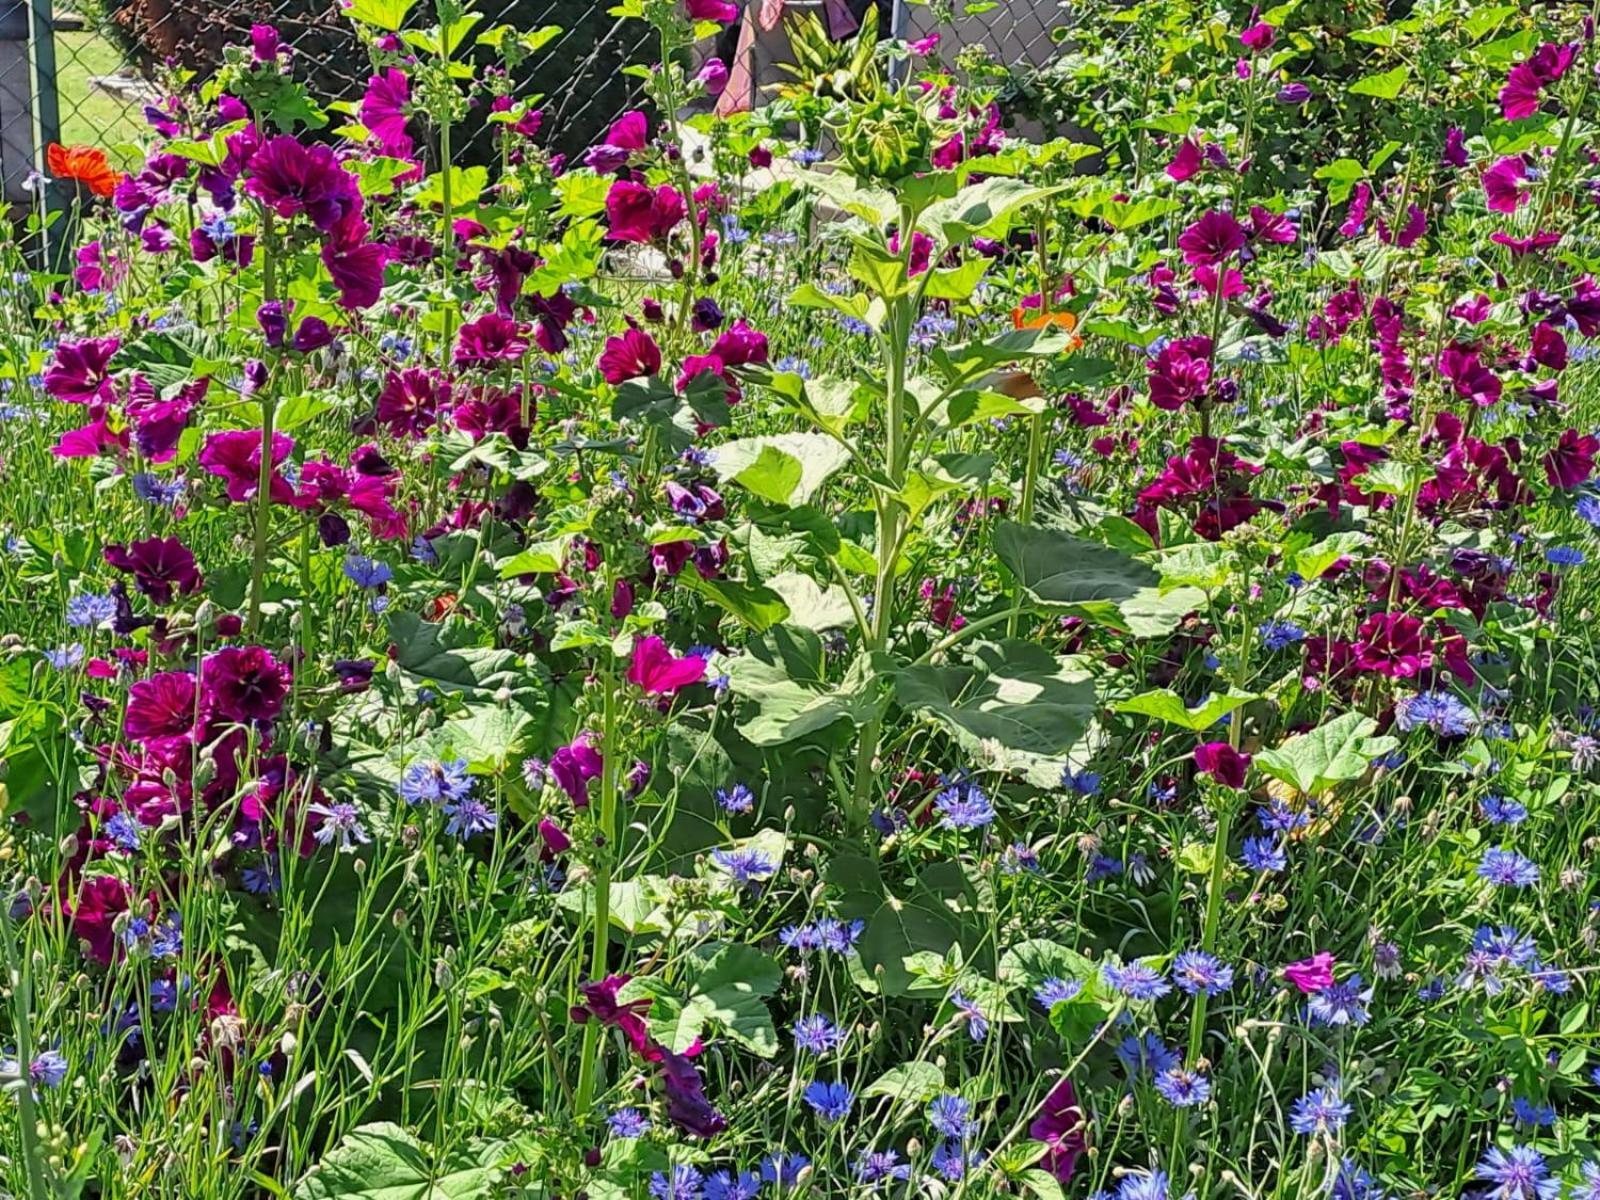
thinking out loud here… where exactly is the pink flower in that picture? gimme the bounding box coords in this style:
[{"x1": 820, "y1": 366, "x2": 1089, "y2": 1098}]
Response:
[
  {"x1": 123, "y1": 672, "x2": 198, "y2": 746},
  {"x1": 1544, "y1": 428, "x2": 1597, "y2": 488},
  {"x1": 44, "y1": 337, "x2": 119, "y2": 408},
  {"x1": 605, "y1": 180, "x2": 686, "y2": 243},
  {"x1": 1247, "y1": 204, "x2": 1297, "y2": 244},
  {"x1": 454, "y1": 313, "x2": 529, "y2": 366},
  {"x1": 1339, "y1": 182, "x2": 1371, "y2": 239},
  {"x1": 1239, "y1": 20, "x2": 1275, "y2": 49},
  {"x1": 697, "y1": 58, "x2": 729, "y2": 95},
  {"x1": 550, "y1": 735, "x2": 603, "y2": 806},
  {"x1": 1499, "y1": 43, "x2": 1575, "y2": 120},
  {"x1": 1177, "y1": 210, "x2": 1246, "y2": 266},
  {"x1": 103, "y1": 538, "x2": 202, "y2": 604},
  {"x1": 686, "y1": 0, "x2": 738, "y2": 21},
  {"x1": 604, "y1": 110, "x2": 649, "y2": 151},
  {"x1": 1194, "y1": 741, "x2": 1251, "y2": 788},
  {"x1": 203, "y1": 645, "x2": 291, "y2": 725},
  {"x1": 375, "y1": 367, "x2": 448, "y2": 437},
  {"x1": 360, "y1": 69, "x2": 414, "y2": 158},
  {"x1": 1283, "y1": 952, "x2": 1335, "y2": 994},
  {"x1": 627, "y1": 636, "x2": 707, "y2": 696},
  {"x1": 1441, "y1": 127, "x2": 1468, "y2": 168},
  {"x1": 1377, "y1": 204, "x2": 1426, "y2": 248},
  {"x1": 1482, "y1": 156, "x2": 1528, "y2": 214},
  {"x1": 597, "y1": 327, "x2": 662, "y2": 384},
  {"x1": 1028, "y1": 1078, "x2": 1085, "y2": 1184},
  {"x1": 1354, "y1": 612, "x2": 1432, "y2": 678},
  {"x1": 909, "y1": 33, "x2": 940, "y2": 54},
  {"x1": 710, "y1": 318, "x2": 769, "y2": 367},
  {"x1": 1147, "y1": 336, "x2": 1213, "y2": 411},
  {"x1": 322, "y1": 223, "x2": 389, "y2": 310},
  {"x1": 245, "y1": 136, "x2": 362, "y2": 233},
  {"x1": 1166, "y1": 138, "x2": 1203, "y2": 182},
  {"x1": 198, "y1": 429, "x2": 297, "y2": 504}
]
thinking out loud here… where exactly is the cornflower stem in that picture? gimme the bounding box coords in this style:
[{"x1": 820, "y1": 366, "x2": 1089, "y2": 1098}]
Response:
[
  {"x1": 1186, "y1": 794, "x2": 1235, "y2": 1066},
  {"x1": 0, "y1": 907, "x2": 50, "y2": 1200}
]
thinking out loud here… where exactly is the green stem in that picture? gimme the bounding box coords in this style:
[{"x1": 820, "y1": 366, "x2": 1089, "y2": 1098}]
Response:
[
  {"x1": 574, "y1": 666, "x2": 621, "y2": 1122},
  {"x1": 1186, "y1": 797, "x2": 1234, "y2": 1065},
  {"x1": 0, "y1": 907, "x2": 51, "y2": 1200},
  {"x1": 439, "y1": 115, "x2": 456, "y2": 372},
  {"x1": 247, "y1": 212, "x2": 279, "y2": 637}
]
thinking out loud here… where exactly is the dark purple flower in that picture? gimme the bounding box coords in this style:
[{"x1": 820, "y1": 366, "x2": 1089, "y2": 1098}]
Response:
[
  {"x1": 203, "y1": 645, "x2": 291, "y2": 725},
  {"x1": 103, "y1": 538, "x2": 202, "y2": 604},
  {"x1": 245, "y1": 136, "x2": 362, "y2": 233}
]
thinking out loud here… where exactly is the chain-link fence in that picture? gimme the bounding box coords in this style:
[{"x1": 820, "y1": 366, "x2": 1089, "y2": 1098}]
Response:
[{"x1": 3, "y1": 0, "x2": 1072, "y2": 210}]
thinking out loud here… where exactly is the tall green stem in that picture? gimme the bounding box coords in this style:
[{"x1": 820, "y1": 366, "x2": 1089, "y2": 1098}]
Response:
[
  {"x1": 574, "y1": 667, "x2": 620, "y2": 1121},
  {"x1": 1186, "y1": 797, "x2": 1234, "y2": 1065},
  {"x1": 247, "y1": 212, "x2": 279, "y2": 636},
  {"x1": 0, "y1": 908, "x2": 51, "y2": 1200}
]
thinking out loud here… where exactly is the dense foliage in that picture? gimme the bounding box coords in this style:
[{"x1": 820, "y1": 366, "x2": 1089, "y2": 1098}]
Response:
[{"x1": 4, "y1": 0, "x2": 1600, "y2": 1197}]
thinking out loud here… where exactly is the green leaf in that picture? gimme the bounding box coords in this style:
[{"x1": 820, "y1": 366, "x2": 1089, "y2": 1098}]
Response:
[
  {"x1": 1348, "y1": 66, "x2": 1410, "y2": 100},
  {"x1": 767, "y1": 572, "x2": 857, "y2": 632},
  {"x1": 342, "y1": 0, "x2": 416, "y2": 32},
  {"x1": 436, "y1": 706, "x2": 532, "y2": 773},
  {"x1": 678, "y1": 565, "x2": 791, "y2": 633},
  {"x1": 931, "y1": 327, "x2": 1074, "y2": 385},
  {"x1": 692, "y1": 943, "x2": 782, "y2": 1057},
  {"x1": 1255, "y1": 712, "x2": 1400, "y2": 795},
  {"x1": 895, "y1": 639, "x2": 1096, "y2": 759},
  {"x1": 292, "y1": 1123, "x2": 502, "y2": 1199},
  {"x1": 863, "y1": 1062, "x2": 945, "y2": 1104},
  {"x1": 922, "y1": 178, "x2": 1065, "y2": 246},
  {"x1": 710, "y1": 434, "x2": 850, "y2": 507},
  {"x1": 993, "y1": 521, "x2": 1159, "y2": 606},
  {"x1": 497, "y1": 540, "x2": 566, "y2": 577},
  {"x1": 387, "y1": 612, "x2": 525, "y2": 700},
  {"x1": 409, "y1": 166, "x2": 489, "y2": 213},
  {"x1": 727, "y1": 628, "x2": 884, "y2": 745},
  {"x1": 1290, "y1": 531, "x2": 1367, "y2": 581},
  {"x1": 1115, "y1": 689, "x2": 1254, "y2": 731},
  {"x1": 797, "y1": 169, "x2": 897, "y2": 228}
]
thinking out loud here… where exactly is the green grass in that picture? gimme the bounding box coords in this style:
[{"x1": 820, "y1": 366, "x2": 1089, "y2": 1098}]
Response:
[{"x1": 52, "y1": 28, "x2": 146, "y2": 166}]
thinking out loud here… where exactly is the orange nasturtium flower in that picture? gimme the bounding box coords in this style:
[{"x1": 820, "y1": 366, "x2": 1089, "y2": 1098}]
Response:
[{"x1": 46, "y1": 144, "x2": 122, "y2": 198}]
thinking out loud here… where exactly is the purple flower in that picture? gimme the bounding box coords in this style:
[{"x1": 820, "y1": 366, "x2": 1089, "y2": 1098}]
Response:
[{"x1": 245, "y1": 136, "x2": 362, "y2": 233}]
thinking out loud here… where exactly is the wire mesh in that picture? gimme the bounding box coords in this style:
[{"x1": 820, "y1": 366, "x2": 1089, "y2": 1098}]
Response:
[{"x1": 7, "y1": 0, "x2": 1069, "y2": 189}]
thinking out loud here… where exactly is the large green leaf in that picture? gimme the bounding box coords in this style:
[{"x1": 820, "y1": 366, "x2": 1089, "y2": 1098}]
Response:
[
  {"x1": 863, "y1": 1061, "x2": 945, "y2": 1104},
  {"x1": 678, "y1": 565, "x2": 791, "y2": 633},
  {"x1": 894, "y1": 640, "x2": 1096, "y2": 759},
  {"x1": 1115, "y1": 689, "x2": 1255, "y2": 732},
  {"x1": 922, "y1": 178, "x2": 1065, "y2": 246},
  {"x1": 993, "y1": 521, "x2": 1159, "y2": 606},
  {"x1": 1255, "y1": 712, "x2": 1400, "y2": 795},
  {"x1": 293, "y1": 1123, "x2": 502, "y2": 1200},
  {"x1": 768, "y1": 572, "x2": 858, "y2": 633},
  {"x1": 710, "y1": 433, "x2": 851, "y2": 507},
  {"x1": 387, "y1": 613, "x2": 525, "y2": 699},
  {"x1": 727, "y1": 627, "x2": 884, "y2": 745},
  {"x1": 632, "y1": 943, "x2": 782, "y2": 1058}
]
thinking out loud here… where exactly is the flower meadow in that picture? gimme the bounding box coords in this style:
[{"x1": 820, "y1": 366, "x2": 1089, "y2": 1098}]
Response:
[{"x1": 8, "y1": 0, "x2": 1600, "y2": 1195}]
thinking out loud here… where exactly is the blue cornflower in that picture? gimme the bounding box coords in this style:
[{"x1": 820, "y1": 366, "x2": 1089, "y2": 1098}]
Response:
[
  {"x1": 306, "y1": 800, "x2": 371, "y2": 852},
  {"x1": 935, "y1": 780, "x2": 995, "y2": 830},
  {"x1": 1332, "y1": 1158, "x2": 1390, "y2": 1200},
  {"x1": 1579, "y1": 495, "x2": 1600, "y2": 530},
  {"x1": 779, "y1": 924, "x2": 820, "y2": 952},
  {"x1": 1259, "y1": 799, "x2": 1309, "y2": 832},
  {"x1": 241, "y1": 859, "x2": 280, "y2": 895},
  {"x1": 926, "y1": 1094, "x2": 977, "y2": 1139},
  {"x1": 716, "y1": 783, "x2": 754, "y2": 813},
  {"x1": 649, "y1": 1165, "x2": 704, "y2": 1200},
  {"x1": 1087, "y1": 855, "x2": 1124, "y2": 881},
  {"x1": 132, "y1": 473, "x2": 185, "y2": 505},
  {"x1": 1172, "y1": 950, "x2": 1234, "y2": 997},
  {"x1": 792, "y1": 1014, "x2": 843, "y2": 1054},
  {"x1": 1104, "y1": 960, "x2": 1172, "y2": 1001},
  {"x1": 45, "y1": 644, "x2": 84, "y2": 670},
  {"x1": 839, "y1": 315, "x2": 872, "y2": 335},
  {"x1": 105, "y1": 812, "x2": 141, "y2": 852},
  {"x1": 28, "y1": 1050, "x2": 67, "y2": 1089},
  {"x1": 813, "y1": 917, "x2": 864, "y2": 954},
  {"x1": 1512, "y1": 1096, "x2": 1557, "y2": 1127},
  {"x1": 1573, "y1": 1161, "x2": 1600, "y2": 1200},
  {"x1": 1397, "y1": 690, "x2": 1477, "y2": 736},
  {"x1": 1117, "y1": 1170, "x2": 1178, "y2": 1200},
  {"x1": 150, "y1": 979, "x2": 178, "y2": 1011},
  {"x1": 1063, "y1": 769, "x2": 1102, "y2": 795},
  {"x1": 410, "y1": 536, "x2": 438, "y2": 564},
  {"x1": 1305, "y1": 976, "x2": 1372, "y2": 1027},
  {"x1": 1035, "y1": 977, "x2": 1082, "y2": 1009},
  {"x1": 704, "y1": 1170, "x2": 761, "y2": 1200},
  {"x1": 66, "y1": 592, "x2": 116, "y2": 629},
  {"x1": 1480, "y1": 794, "x2": 1529, "y2": 825},
  {"x1": 443, "y1": 797, "x2": 498, "y2": 840},
  {"x1": 951, "y1": 991, "x2": 989, "y2": 1041},
  {"x1": 931, "y1": 1140, "x2": 977, "y2": 1181},
  {"x1": 1475, "y1": 925, "x2": 1540, "y2": 969},
  {"x1": 399, "y1": 759, "x2": 473, "y2": 807},
  {"x1": 343, "y1": 555, "x2": 393, "y2": 588},
  {"x1": 1474, "y1": 1144, "x2": 1559, "y2": 1200},
  {"x1": 1116, "y1": 1032, "x2": 1179, "y2": 1078},
  {"x1": 855, "y1": 1149, "x2": 911, "y2": 1182},
  {"x1": 151, "y1": 915, "x2": 182, "y2": 959},
  {"x1": 607, "y1": 1107, "x2": 650, "y2": 1137},
  {"x1": 1241, "y1": 836, "x2": 1287, "y2": 872},
  {"x1": 1154, "y1": 1067, "x2": 1211, "y2": 1107},
  {"x1": 760, "y1": 1153, "x2": 809, "y2": 1186},
  {"x1": 1531, "y1": 963, "x2": 1572, "y2": 994},
  {"x1": 1478, "y1": 848, "x2": 1540, "y2": 888},
  {"x1": 1259, "y1": 619, "x2": 1308, "y2": 650},
  {"x1": 1290, "y1": 1086, "x2": 1352, "y2": 1134},
  {"x1": 804, "y1": 1080, "x2": 853, "y2": 1123},
  {"x1": 1546, "y1": 546, "x2": 1585, "y2": 567},
  {"x1": 1148, "y1": 776, "x2": 1179, "y2": 805},
  {"x1": 1001, "y1": 842, "x2": 1040, "y2": 874},
  {"x1": 711, "y1": 847, "x2": 777, "y2": 885},
  {"x1": 774, "y1": 355, "x2": 811, "y2": 378}
]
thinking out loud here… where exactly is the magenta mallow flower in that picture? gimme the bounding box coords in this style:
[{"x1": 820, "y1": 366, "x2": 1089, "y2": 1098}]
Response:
[
  {"x1": 203, "y1": 645, "x2": 291, "y2": 726},
  {"x1": 454, "y1": 313, "x2": 529, "y2": 366},
  {"x1": 686, "y1": 0, "x2": 738, "y2": 22},
  {"x1": 627, "y1": 636, "x2": 707, "y2": 696},
  {"x1": 1028, "y1": 1077, "x2": 1085, "y2": 1183},
  {"x1": 245, "y1": 136, "x2": 362, "y2": 233},
  {"x1": 1483, "y1": 156, "x2": 1529, "y2": 214},
  {"x1": 1177, "y1": 210, "x2": 1246, "y2": 266},
  {"x1": 1500, "y1": 42, "x2": 1576, "y2": 120},
  {"x1": 103, "y1": 538, "x2": 202, "y2": 604},
  {"x1": 360, "y1": 68, "x2": 414, "y2": 159},
  {"x1": 198, "y1": 429, "x2": 297, "y2": 504},
  {"x1": 597, "y1": 327, "x2": 662, "y2": 384},
  {"x1": 549, "y1": 734, "x2": 602, "y2": 806},
  {"x1": 1146, "y1": 336, "x2": 1212, "y2": 411},
  {"x1": 123, "y1": 671, "x2": 198, "y2": 746},
  {"x1": 1194, "y1": 741, "x2": 1251, "y2": 788},
  {"x1": 44, "y1": 337, "x2": 119, "y2": 408},
  {"x1": 605, "y1": 180, "x2": 686, "y2": 244},
  {"x1": 1354, "y1": 612, "x2": 1433, "y2": 678},
  {"x1": 1283, "y1": 952, "x2": 1335, "y2": 994},
  {"x1": 1165, "y1": 138, "x2": 1202, "y2": 182},
  {"x1": 1545, "y1": 428, "x2": 1597, "y2": 488}
]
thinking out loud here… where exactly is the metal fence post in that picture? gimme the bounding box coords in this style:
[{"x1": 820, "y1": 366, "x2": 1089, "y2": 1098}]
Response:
[{"x1": 0, "y1": 0, "x2": 33, "y2": 208}]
